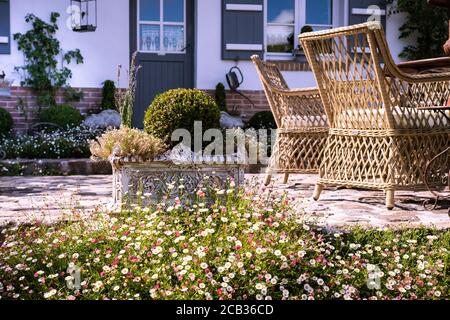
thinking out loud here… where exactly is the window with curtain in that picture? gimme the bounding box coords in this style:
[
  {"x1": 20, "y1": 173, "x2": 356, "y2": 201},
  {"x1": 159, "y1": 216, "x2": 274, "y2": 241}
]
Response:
[{"x1": 138, "y1": 0, "x2": 186, "y2": 53}]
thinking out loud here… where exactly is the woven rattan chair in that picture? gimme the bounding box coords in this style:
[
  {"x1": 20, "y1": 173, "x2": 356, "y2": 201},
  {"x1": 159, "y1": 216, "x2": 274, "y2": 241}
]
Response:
[
  {"x1": 251, "y1": 55, "x2": 328, "y2": 185},
  {"x1": 299, "y1": 22, "x2": 450, "y2": 209}
]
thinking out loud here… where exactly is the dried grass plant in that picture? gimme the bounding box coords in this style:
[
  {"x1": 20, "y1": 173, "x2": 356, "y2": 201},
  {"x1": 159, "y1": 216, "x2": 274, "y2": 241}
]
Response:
[{"x1": 90, "y1": 127, "x2": 167, "y2": 161}]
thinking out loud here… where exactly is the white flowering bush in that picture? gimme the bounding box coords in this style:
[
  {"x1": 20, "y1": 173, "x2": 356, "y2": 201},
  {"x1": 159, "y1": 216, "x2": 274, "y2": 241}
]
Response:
[
  {"x1": 0, "y1": 186, "x2": 448, "y2": 300},
  {"x1": 1, "y1": 126, "x2": 103, "y2": 159}
]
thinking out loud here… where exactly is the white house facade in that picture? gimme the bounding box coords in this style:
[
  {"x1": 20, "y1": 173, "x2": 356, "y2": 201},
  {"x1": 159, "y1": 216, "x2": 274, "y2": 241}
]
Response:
[{"x1": 0, "y1": 0, "x2": 410, "y2": 130}]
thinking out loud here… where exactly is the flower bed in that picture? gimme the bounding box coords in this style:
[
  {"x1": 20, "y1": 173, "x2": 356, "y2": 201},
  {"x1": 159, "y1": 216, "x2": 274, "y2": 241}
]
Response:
[
  {"x1": 0, "y1": 126, "x2": 103, "y2": 160},
  {"x1": 0, "y1": 187, "x2": 448, "y2": 300}
]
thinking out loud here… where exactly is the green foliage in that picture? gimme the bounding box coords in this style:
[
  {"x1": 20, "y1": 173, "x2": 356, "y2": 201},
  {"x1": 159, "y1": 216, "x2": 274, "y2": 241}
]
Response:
[
  {"x1": 144, "y1": 89, "x2": 221, "y2": 145},
  {"x1": 1, "y1": 126, "x2": 103, "y2": 159},
  {"x1": 301, "y1": 25, "x2": 313, "y2": 33},
  {"x1": 63, "y1": 87, "x2": 84, "y2": 103},
  {"x1": 116, "y1": 53, "x2": 140, "y2": 127},
  {"x1": 13, "y1": 13, "x2": 84, "y2": 109},
  {"x1": 246, "y1": 111, "x2": 277, "y2": 130},
  {"x1": 0, "y1": 108, "x2": 13, "y2": 136},
  {"x1": 101, "y1": 80, "x2": 116, "y2": 111},
  {"x1": 38, "y1": 104, "x2": 84, "y2": 129},
  {"x1": 215, "y1": 82, "x2": 227, "y2": 112},
  {"x1": 0, "y1": 186, "x2": 449, "y2": 300},
  {"x1": 386, "y1": 0, "x2": 448, "y2": 59}
]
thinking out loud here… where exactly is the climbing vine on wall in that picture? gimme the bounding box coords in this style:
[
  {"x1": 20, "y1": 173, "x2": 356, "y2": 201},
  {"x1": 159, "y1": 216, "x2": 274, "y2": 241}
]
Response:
[
  {"x1": 386, "y1": 0, "x2": 448, "y2": 60},
  {"x1": 13, "y1": 12, "x2": 84, "y2": 110}
]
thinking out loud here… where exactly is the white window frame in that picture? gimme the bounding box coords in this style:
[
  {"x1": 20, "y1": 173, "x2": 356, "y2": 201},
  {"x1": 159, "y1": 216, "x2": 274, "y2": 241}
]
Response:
[
  {"x1": 264, "y1": 0, "x2": 339, "y2": 60},
  {"x1": 137, "y1": 0, "x2": 187, "y2": 54}
]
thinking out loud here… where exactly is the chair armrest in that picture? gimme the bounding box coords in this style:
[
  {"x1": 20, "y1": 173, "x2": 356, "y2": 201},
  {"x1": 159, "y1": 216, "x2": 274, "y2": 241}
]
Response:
[{"x1": 386, "y1": 59, "x2": 450, "y2": 83}]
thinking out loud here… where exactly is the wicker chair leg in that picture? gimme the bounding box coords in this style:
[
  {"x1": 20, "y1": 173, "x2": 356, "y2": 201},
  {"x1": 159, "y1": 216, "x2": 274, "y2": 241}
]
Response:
[
  {"x1": 283, "y1": 173, "x2": 289, "y2": 184},
  {"x1": 264, "y1": 174, "x2": 272, "y2": 186},
  {"x1": 313, "y1": 184, "x2": 324, "y2": 201},
  {"x1": 386, "y1": 190, "x2": 395, "y2": 210}
]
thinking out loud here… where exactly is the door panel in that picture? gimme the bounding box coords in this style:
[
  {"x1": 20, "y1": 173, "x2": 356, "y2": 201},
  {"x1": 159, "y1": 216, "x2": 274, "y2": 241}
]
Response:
[{"x1": 130, "y1": 0, "x2": 195, "y2": 128}]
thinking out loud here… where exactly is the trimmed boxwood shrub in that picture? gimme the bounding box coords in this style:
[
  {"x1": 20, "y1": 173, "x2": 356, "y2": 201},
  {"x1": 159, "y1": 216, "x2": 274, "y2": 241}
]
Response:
[
  {"x1": 215, "y1": 82, "x2": 227, "y2": 112},
  {"x1": 101, "y1": 80, "x2": 116, "y2": 110},
  {"x1": 38, "y1": 104, "x2": 84, "y2": 129},
  {"x1": 144, "y1": 89, "x2": 220, "y2": 146},
  {"x1": 246, "y1": 111, "x2": 277, "y2": 130},
  {"x1": 0, "y1": 108, "x2": 13, "y2": 136}
]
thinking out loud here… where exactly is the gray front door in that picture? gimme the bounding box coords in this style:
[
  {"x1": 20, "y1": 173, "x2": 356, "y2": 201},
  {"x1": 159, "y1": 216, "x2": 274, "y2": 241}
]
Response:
[{"x1": 130, "y1": 0, "x2": 195, "y2": 128}]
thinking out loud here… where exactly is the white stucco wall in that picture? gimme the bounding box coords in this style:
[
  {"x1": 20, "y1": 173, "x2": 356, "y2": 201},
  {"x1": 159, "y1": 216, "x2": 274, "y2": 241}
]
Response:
[
  {"x1": 0, "y1": 0, "x2": 130, "y2": 88},
  {"x1": 196, "y1": 1, "x2": 410, "y2": 91},
  {"x1": 0, "y1": 0, "x2": 411, "y2": 90}
]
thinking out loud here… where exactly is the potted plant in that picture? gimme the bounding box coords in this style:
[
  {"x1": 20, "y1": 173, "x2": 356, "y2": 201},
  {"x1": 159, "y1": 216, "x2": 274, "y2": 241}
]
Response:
[
  {"x1": 294, "y1": 25, "x2": 314, "y2": 62},
  {"x1": 90, "y1": 126, "x2": 245, "y2": 208}
]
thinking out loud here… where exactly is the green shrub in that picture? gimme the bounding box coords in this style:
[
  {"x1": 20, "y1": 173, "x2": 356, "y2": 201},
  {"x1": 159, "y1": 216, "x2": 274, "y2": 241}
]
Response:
[
  {"x1": 215, "y1": 82, "x2": 227, "y2": 112},
  {"x1": 101, "y1": 80, "x2": 116, "y2": 110},
  {"x1": 144, "y1": 89, "x2": 220, "y2": 145},
  {"x1": 246, "y1": 111, "x2": 277, "y2": 130},
  {"x1": 38, "y1": 104, "x2": 84, "y2": 129},
  {"x1": 0, "y1": 108, "x2": 13, "y2": 136}
]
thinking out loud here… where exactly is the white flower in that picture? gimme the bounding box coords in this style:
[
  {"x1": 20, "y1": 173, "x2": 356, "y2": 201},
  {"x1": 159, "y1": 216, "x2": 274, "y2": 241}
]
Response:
[
  {"x1": 121, "y1": 268, "x2": 129, "y2": 275},
  {"x1": 43, "y1": 289, "x2": 57, "y2": 299}
]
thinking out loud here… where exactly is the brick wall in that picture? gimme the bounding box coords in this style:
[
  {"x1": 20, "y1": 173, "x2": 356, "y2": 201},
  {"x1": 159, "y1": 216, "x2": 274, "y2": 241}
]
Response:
[
  {"x1": 0, "y1": 87, "x2": 103, "y2": 133},
  {"x1": 206, "y1": 90, "x2": 270, "y2": 121},
  {"x1": 1, "y1": 86, "x2": 270, "y2": 132}
]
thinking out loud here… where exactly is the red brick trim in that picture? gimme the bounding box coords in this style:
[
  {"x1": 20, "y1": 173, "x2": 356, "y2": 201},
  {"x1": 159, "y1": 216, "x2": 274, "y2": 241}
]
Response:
[
  {"x1": 0, "y1": 86, "x2": 103, "y2": 133},
  {"x1": 205, "y1": 89, "x2": 270, "y2": 121},
  {"x1": 267, "y1": 60, "x2": 311, "y2": 72},
  {"x1": 1, "y1": 86, "x2": 271, "y2": 132}
]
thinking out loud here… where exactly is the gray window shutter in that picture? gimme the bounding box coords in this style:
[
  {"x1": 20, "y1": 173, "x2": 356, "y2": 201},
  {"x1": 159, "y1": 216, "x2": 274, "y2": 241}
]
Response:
[
  {"x1": 222, "y1": 0, "x2": 264, "y2": 61},
  {"x1": 0, "y1": 0, "x2": 10, "y2": 54},
  {"x1": 348, "y1": 0, "x2": 386, "y2": 30}
]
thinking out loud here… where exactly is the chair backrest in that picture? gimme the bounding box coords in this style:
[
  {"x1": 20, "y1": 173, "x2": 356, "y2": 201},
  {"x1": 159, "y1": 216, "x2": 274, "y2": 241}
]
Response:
[
  {"x1": 251, "y1": 55, "x2": 289, "y2": 127},
  {"x1": 299, "y1": 22, "x2": 397, "y2": 130},
  {"x1": 300, "y1": 22, "x2": 450, "y2": 131},
  {"x1": 251, "y1": 55, "x2": 327, "y2": 129}
]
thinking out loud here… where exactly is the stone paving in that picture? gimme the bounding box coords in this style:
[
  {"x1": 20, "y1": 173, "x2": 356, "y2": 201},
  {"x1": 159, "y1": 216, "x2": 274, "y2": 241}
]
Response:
[{"x1": 0, "y1": 174, "x2": 449, "y2": 229}]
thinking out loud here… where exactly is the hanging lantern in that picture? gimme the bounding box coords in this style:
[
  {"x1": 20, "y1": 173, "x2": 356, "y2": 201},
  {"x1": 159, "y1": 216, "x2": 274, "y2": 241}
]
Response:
[{"x1": 70, "y1": 0, "x2": 97, "y2": 32}]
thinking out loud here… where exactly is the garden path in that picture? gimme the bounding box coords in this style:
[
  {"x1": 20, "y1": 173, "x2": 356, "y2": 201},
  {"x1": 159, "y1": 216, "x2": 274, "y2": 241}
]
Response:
[{"x1": 0, "y1": 175, "x2": 449, "y2": 229}]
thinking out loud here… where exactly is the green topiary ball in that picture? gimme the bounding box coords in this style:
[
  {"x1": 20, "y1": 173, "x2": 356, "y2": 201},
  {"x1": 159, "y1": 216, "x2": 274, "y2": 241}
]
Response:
[
  {"x1": 144, "y1": 89, "x2": 221, "y2": 146},
  {"x1": 0, "y1": 108, "x2": 13, "y2": 136},
  {"x1": 38, "y1": 104, "x2": 84, "y2": 129},
  {"x1": 246, "y1": 111, "x2": 277, "y2": 130}
]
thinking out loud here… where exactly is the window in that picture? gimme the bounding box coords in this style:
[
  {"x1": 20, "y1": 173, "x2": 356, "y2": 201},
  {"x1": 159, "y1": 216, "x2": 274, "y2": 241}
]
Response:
[
  {"x1": 266, "y1": 0, "x2": 334, "y2": 55},
  {"x1": 306, "y1": 0, "x2": 333, "y2": 31},
  {"x1": 266, "y1": 0, "x2": 295, "y2": 54},
  {"x1": 138, "y1": 0, "x2": 186, "y2": 53}
]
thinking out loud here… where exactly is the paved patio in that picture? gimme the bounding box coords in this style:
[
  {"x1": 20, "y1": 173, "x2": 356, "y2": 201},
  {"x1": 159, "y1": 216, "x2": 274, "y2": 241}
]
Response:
[{"x1": 0, "y1": 174, "x2": 449, "y2": 229}]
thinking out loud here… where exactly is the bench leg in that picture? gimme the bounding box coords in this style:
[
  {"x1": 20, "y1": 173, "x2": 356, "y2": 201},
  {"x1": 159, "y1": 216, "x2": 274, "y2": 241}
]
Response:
[{"x1": 283, "y1": 173, "x2": 289, "y2": 184}]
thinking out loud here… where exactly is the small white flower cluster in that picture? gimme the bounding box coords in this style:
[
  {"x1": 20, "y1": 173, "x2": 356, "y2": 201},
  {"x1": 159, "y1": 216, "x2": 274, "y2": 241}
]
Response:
[{"x1": 1, "y1": 125, "x2": 103, "y2": 159}]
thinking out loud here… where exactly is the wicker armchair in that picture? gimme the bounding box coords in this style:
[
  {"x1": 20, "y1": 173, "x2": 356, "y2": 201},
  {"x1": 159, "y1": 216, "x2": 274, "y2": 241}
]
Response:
[
  {"x1": 299, "y1": 22, "x2": 450, "y2": 209},
  {"x1": 251, "y1": 55, "x2": 328, "y2": 185}
]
